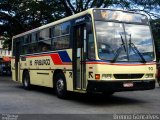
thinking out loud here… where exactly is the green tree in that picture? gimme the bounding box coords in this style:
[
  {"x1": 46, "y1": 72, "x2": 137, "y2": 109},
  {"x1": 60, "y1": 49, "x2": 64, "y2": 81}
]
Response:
[
  {"x1": 0, "y1": 0, "x2": 65, "y2": 49},
  {"x1": 60, "y1": 0, "x2": 130, "y2": 15}
]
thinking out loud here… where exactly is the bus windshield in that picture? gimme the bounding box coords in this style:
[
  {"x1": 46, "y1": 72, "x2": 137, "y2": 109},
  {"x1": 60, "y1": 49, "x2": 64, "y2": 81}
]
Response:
[{"x1": 95, "y1": 21, "x2": 154, "y2": 62}]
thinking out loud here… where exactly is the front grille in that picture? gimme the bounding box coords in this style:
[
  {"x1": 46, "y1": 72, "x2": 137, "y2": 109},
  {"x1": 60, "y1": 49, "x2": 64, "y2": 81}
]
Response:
[{"x1": 114, "y1": 74, "x2": 144, "y2": 79}]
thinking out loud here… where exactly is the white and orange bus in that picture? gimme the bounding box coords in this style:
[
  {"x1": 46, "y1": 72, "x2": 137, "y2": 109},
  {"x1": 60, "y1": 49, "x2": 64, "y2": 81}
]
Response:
[{"x1": 11, "y1": 8, "x2": 156, "y2": 98}]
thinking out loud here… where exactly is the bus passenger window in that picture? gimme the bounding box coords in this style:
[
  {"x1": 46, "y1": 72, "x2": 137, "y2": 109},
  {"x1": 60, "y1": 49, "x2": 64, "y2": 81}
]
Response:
[
  {"x1": 24, "y1": 35, "x2": 30, "y2": 44},
  {"x1": 88, "y1": 34, "x2": 95, "y2": 59},
  {"x1": 30, "y1": 43, "x2": 38, "y2": 53},
  {"x1": 31, "y1": 33, "x2": 37, "y2": 43},
  {"x1": 61, "y1": 22, "x2": 70, "y2": 35},
  {"x1": 22, "y1": 45, "x2": 29, "y2": 54},
  {"x1": 38, "y1": 40, "x2": 51, "y2": 52},
  {"x1": 54, "y1": 25, "x2": 61, "y2": 37},
  {"x1": 39, "y1": 28, "x2": 50, "y2": 40}
]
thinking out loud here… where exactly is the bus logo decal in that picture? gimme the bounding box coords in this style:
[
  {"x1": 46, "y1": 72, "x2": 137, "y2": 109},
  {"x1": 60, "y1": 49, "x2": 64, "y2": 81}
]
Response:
[
  {"x1": 50, "y1": 51, "x2": 71, "y2": 65},
  {"x1": 50, "y1": 53, "x2": 63, "y2": 65},
  {"x1": 25, "y1": 51, "x2": 71, "y2": 65},
  {"x1": 58, "y1": 51, "x2": 71, "y2": 62}
]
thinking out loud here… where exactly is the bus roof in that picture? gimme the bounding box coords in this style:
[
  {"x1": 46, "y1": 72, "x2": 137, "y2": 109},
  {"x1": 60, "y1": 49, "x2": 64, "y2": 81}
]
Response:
[
  {"x1": 12, "y1": 8, "x2": 93, "y2": 39},
  {"x1": 12, "y1": 8, "x2": 148, "y2": 39}
]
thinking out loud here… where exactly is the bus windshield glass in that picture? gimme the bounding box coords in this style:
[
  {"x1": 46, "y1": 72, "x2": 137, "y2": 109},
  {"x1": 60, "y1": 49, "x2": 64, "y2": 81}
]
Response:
[{"x1": 95, "y1": 21, "x2": 154, "y2": 62}]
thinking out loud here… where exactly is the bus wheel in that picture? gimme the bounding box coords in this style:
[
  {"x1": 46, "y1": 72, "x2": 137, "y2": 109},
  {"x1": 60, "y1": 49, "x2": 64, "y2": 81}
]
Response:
[
  {"x1": 23, "y1": 71, "x2": 31, "y2": 90},
  {"x1": 55, "y1": 73, "x2": 67, "y2": 99}
]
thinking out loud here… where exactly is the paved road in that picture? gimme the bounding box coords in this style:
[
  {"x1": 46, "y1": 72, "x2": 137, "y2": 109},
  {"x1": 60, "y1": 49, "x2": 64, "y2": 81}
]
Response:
[{"x1": 0, "y1": 76, "x2": 160, "y2": 119}]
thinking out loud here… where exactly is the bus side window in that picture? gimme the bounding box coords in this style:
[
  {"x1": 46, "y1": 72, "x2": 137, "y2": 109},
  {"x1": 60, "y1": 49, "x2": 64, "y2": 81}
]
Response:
[
  {"x1": 88, "y1": 33, "x2": 95, "y2": 59},
  {"x1": 51, "y1": 22, "x2": 70, "y2": 51}
]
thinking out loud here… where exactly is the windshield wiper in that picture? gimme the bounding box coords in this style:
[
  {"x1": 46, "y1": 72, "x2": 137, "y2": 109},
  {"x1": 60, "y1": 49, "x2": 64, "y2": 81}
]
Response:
[
  {"x1": 111, "y1": 34, "x2": 127, "y2": 63},
  {"x1": 128, "y1": 35, "x2": 146, "y2": 63}
]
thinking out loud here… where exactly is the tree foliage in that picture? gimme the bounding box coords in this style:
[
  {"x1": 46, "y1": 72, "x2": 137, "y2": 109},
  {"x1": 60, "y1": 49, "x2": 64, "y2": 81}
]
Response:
[
  {"x1": 0, "y1": 0, "x2": 160, "y2": 50},
  {"x1": 0, "y1": 0, "x2": 64, "y2": 34}
]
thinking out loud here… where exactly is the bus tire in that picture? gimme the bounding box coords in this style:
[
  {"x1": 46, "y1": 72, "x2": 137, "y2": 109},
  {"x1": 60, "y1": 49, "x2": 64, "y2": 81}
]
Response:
[
  {"x1": 55, "y1": 73, "x2": 67, "y2": 99},
  {"x1": 23, "y1": 71, "x2": 31, "y2": 90}
]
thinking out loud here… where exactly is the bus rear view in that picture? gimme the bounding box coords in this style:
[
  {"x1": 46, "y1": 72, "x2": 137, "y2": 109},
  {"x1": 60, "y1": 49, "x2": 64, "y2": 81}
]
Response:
[{"x1": 87, "y1": 9, "x2": 156, "y2": 93}]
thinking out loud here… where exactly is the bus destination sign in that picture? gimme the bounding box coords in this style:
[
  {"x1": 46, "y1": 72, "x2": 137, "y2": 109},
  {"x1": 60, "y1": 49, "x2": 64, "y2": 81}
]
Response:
[{"x1": 93, "y1": 9, "x2": 149, "y2": 25}]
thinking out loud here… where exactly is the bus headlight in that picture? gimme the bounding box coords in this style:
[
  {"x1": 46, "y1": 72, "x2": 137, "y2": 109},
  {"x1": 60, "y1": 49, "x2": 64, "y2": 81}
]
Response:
[
  {"x1": 144, "y1": 74, "x2": 153, "y2": 78},
  {"x1": 102, "y1": 74, "x2": 112, "y2": 79}
]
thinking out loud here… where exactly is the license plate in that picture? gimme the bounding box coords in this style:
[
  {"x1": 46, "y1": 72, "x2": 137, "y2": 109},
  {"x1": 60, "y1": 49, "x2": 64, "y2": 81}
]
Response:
[{"x1": 123, "y1": 82, "x2": 134, "y2": 87}]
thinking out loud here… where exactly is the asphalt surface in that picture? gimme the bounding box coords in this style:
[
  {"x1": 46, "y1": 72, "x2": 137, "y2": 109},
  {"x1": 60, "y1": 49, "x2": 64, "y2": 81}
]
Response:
[{"x1": 0, "y1": 76, "x2": 160, "y2": 119}]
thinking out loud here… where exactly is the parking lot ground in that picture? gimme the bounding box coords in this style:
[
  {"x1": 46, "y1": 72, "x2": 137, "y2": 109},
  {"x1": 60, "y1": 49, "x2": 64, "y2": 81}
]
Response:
[{"x1": 0, "y1": 76, "x2": 160, "y2": 120}]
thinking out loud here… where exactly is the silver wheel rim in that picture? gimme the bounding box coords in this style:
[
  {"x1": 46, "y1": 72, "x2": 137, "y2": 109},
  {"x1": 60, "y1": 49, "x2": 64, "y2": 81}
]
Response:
[{"x1": 56, "y1": 79, "x2": 64, "y2": 93}]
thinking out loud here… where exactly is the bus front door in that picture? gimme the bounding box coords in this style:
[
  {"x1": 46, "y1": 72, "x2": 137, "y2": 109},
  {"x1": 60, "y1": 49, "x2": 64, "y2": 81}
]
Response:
[
  {"x1": 73, "y1": 25, "x2": 87, "y2": 90},
  {"x1": 15, "y1": 41, "x2": 20, "y2": 81}
]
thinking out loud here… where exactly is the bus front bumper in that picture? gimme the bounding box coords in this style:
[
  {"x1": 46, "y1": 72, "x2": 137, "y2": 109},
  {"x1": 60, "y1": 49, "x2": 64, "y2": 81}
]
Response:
[{"x1": 87, "y1": 80, "x2": 155, "y2": 93}]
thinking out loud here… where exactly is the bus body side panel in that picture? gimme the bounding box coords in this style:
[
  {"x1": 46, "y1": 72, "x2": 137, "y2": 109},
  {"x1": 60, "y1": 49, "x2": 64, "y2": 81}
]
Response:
[
  {"x1": 11, "y1": 58, "x2": 16, "y2": 81},
  {"x1": 64, "y1": 49, "x2": 73, "y2": 91},
  {"x1": 20, "y1": 49, "x2": 74, "y2": 91}
]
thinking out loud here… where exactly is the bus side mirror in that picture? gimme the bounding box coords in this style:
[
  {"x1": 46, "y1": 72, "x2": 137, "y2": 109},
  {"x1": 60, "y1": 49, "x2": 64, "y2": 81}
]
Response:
[{"x1": 86, "y1": 22, "x2": 92, "y2": 34}]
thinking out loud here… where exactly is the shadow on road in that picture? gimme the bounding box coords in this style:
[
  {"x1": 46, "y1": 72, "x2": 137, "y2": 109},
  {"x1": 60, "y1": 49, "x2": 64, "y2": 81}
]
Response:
[
  {"x1": 16, "y1": 84, "x2": 146, "y2": 106},
  {"x1": 68, "y1": 92, "x2": 146, "y2": 106}
]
